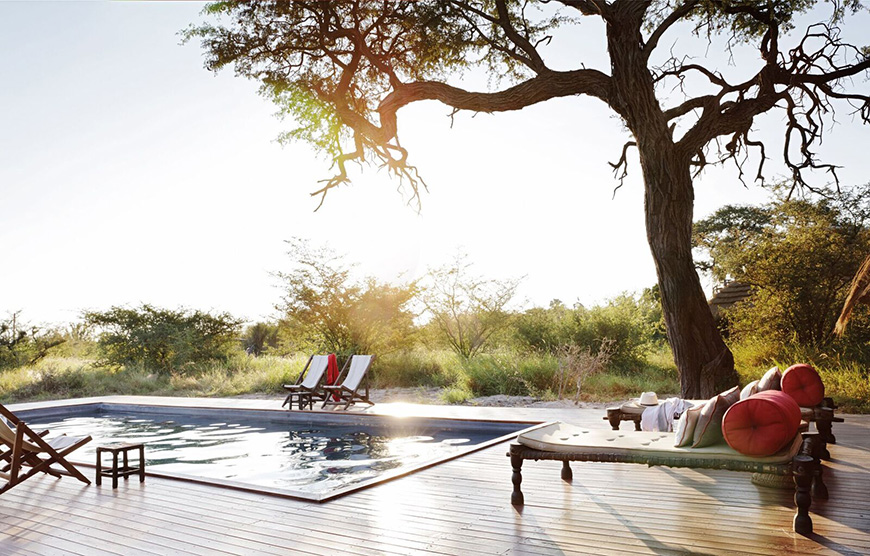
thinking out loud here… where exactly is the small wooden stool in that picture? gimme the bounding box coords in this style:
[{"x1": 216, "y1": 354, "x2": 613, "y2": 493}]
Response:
[{"x1": 96, "y1": 443, "x2": 145, "y2": 488}]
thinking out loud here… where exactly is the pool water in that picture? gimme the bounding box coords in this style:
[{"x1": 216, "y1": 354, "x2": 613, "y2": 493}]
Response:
[{"x1": 26, "y1": 407, "x2": 525, "y2": 498}]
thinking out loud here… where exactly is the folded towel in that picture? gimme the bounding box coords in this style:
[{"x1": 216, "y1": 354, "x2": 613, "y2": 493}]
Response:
[{"x1": 641, "y1": 397, "x2": 694, "y2": 432}]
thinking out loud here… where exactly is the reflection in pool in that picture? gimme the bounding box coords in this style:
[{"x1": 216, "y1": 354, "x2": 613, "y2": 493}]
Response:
[{"x1": 28, "y1": 410, "x2": 521, "y2": 496}]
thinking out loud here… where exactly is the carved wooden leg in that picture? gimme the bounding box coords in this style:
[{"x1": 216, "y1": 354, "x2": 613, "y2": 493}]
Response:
[
  {"x1": 606, "y1": 408, "x2": 621, "y2": 431},
  {"x1": 821, "y1": 398, "x2": 837, "y2": 444},
  {"x1": 816, "y1": 408, "x2": 834, "y2": 457},
  {"x1": 509, "y1": 444, "x2": 525, "y2": 506},
  {"x1": 809, "y1": 434, "x2": 829, "y2": 500},
  {"x1": 792, "y1": 453, "x2": 814, "y2": 535},
  {"x1": 561, "y1": 460, "x2": 573, "y2": 482}
]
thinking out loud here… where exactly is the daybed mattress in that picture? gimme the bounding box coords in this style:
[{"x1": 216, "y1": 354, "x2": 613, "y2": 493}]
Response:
[{"x1": 517, "y1": 422, "x2": 802, "y2": 464}]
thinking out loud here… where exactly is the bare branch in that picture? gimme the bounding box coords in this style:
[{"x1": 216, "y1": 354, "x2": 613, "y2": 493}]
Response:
[
  {"x1": 609, "y1": 140, "x2": 636, "y2": 197},
  {"x1": 644, "y1": 0, "x2": 701, "y2": 59}
]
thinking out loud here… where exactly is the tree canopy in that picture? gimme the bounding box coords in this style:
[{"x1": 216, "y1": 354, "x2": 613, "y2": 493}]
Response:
[
  {"x1": 186, "y1": 1, "x2": 870, "y2": 397},
  {"x1": 694, "y1": 184, "x2": 870, "y2": 347},
  {"x1": 275, "y1": 238, "x2": 418, "y2": 355}
]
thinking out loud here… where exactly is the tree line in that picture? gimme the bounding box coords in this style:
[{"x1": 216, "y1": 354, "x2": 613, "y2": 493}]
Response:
[{"x1": 3, "y1": 187, "x2": 868, "y2": 383}]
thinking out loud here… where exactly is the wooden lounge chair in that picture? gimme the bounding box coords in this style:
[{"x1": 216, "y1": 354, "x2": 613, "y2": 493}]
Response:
[
  {"x1": 508, "y1": 422, "x2": 826, "y2": 535},
  {"x1": 0, "y1": 404, "x2": 92, "y2": 495},
  {"x1": 321, "y1": 354, "x2": 375, "y2": 410},
  {"x1": 282, "y1": 355, "x2": 331, "y2": 410},
  {"x1": 604, "y1": 397, "x2": 842, "y2": 459}
]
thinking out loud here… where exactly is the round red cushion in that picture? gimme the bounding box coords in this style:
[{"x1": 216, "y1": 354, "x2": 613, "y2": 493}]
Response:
[
  {"x1": 781, "y1": 363, "x2": 825, "y2": 407},
  {"x1": 722, "y1": 390, "x2": 802, "y2": 456}
]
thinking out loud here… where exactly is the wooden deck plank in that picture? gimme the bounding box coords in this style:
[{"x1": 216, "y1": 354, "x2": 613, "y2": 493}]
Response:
[{"x1": 1, "y1": 401, "x2": 867, "y2": 555}]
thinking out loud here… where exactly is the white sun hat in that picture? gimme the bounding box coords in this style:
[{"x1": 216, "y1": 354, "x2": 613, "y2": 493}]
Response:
[{"x1": 638, "y1": 392, "x2": 659, "y2": 406}]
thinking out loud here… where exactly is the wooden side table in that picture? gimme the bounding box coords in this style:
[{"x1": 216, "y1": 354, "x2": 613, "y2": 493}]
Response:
[{"x1": 96, "y1": 443, "x2": 145, "y2": 488}]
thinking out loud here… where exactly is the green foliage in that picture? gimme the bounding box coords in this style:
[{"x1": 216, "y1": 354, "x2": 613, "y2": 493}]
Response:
[
  {"x1": 0, "y1": 353, "x2": 306, "y2": 404},
  {"x1": 242, "y1": 322, "x2": 280, "y2": 356},
  {"x1": 731, "y1": 342, "x2": 870, "y2": 413},
  {"x1": 694, "y1": 184, "x2": 870, "y2": 348},
  {"x1": 513, "y1": 291, "x2": 664, "y2": 370},
  {"x1": 0, "y1": 311, "x2": 64, "y2": 371},
  {"x1": 276, "y1": 238, "x2": 417, "y2": 356},
  {"x1": 370, "y1": 350, "x2": 455, "y2": 389},
  {"x1": 83, "y1": 305, "x2": 243, "y2": 374},
  {"x1": 420, "y1": 253, "x2": 521, "y2": 359}
]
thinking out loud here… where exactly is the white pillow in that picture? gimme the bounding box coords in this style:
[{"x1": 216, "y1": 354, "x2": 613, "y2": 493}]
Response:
[
  {"x1": 674, "y1": 405, "x2": 702, "y2": 447},
  {"x1": 740, "y1": 380, "x2": 759, "y2": 400},
  {"x1": 758, "y1": 367, "x2": 782, "y2": 391}
]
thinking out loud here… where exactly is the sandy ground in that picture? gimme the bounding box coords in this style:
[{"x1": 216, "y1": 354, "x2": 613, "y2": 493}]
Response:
[{"x1": 239, "y1": 387, "x2": 613, "y2": 409}]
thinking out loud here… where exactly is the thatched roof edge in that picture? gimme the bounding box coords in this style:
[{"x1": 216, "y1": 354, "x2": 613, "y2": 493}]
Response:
[{"x1": 835, "y1": 254, "x2": 870, "y2": 336}]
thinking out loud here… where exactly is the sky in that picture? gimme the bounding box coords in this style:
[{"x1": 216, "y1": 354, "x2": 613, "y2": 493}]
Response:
[{"x1": 1, "y1": 1, "x2": 868, "y2": 327}]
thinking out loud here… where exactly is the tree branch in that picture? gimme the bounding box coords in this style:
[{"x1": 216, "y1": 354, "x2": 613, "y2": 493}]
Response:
[{"x1": 644, "y1": 0, "x2": 701, "y2": 59}]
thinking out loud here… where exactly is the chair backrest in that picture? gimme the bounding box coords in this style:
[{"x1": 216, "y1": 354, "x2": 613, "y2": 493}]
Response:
[
  {"x1": 0, "y1": 406, "x2": 52, "y2": 453},
  {"x1": 342, "y1": 355, "x2": 373, "y2": 391},
  {"x1": 0, "y1": 414, "x2": 15, "y2": 445},
  {"x1": 0, "y1": 412, "x2": 44, "y2": 453},
  {"x1": 301, "y1": 355, "x2": 330, "y2": 389}
]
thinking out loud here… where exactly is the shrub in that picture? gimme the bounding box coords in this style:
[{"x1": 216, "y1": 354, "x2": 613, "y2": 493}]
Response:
[
  {"x1": 370, "y1": 350, "x2": 453, "y2": 388},
  {"x1": 242, "y1": 322, "x2": 280, "y2": 356},
  {"x1": 0, "y1": 311, "x2": 64, "y2": 370},
  {"x1": 83, "y1": 305, "x2": 243, "y2": 374},
  {"x1": 513, "y1": 293, "x2": 660, "y2": 371},
  {"x1": 555, "y1": 339, "x2": 614, "y2": 402},
  {"x1": 276, "y1": 238, "x2": 417, "y2": 355},
  {"x1": 420, "y1": 253, "x2": 521, "y2": 359}
]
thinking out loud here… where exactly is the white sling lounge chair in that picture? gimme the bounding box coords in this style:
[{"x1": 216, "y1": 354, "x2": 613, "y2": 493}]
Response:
[
  {"x1": 321, "y1": 355, "x2": 375, "y2": 410},
  {"x1": 282, "y1": 355, "x2": 331, "y2": 410}
]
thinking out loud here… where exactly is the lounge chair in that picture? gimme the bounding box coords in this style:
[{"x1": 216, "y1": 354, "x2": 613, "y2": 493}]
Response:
[
  {"x1": 508, "y1": 422, "x2": 826, "y2": 534},
  {"x1": 321, "y1": 355, "x2": 375, "y2": 410},
  {"x1": 0, "y1": 404, "x2": 92, "y2": 495},
  {"x1": 282, "y1": 355, "x2": 331, "y2": 410}
]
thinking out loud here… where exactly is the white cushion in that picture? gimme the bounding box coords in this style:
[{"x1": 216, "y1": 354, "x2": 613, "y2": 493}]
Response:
[
  {"x1": 740, "y1": 380, "x2": 760, "y2": 400},
  {"x1": 674, "y1": 405, "x2": 702, "y2": 447},
  {"x1": 518, "y1": 422, "x2": 802, "y2": 464}
]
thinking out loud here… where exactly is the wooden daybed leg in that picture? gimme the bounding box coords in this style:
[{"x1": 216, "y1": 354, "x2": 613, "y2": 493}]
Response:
[
  {"x1": 561, "y1": 460, "x2": 573, "y2": 482},
  {"x1": 808, "y1": 433, "x2": 829, "y2": 501},
  {"x1": 822, "y1": 398, "x2": 837, "y2": 444},
  {"x1": 792, "y1": 452, "x2": 815, "y2": 535},
  {"x1": 509, "y1": 443, "x2": 524, "y2": 506},
  {"x1": 816, "y1": 406, "x2": 834, "y2": 459},
  {"x1": 606, "y1": 408, "x2": 621, "y2": 431}
]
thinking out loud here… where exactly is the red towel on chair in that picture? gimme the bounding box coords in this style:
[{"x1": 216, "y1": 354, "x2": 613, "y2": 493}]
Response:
[{"x1": 327, "y1": 354, "x2": 340, "y2": 401}]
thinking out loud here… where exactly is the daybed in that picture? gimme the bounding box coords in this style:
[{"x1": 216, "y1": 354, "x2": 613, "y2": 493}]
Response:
[{"x1": 508, "y1": 422, "x2": 826, "y2": 534}]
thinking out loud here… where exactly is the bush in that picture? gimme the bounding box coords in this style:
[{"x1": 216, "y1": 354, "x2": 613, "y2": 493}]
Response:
[
  {"x1": 83, "y1": 305, "x2": 243, "y2": 374},
  {"x1": 731, "y1": 340, "x2": 870, "y2": 413},
  {"x1": 420, "y1": 253, "x2": 521, "y2": 359},
  {"x1": 276, "y1": 238, "x2": 417, "y2": 355},
  {"x1": 0, "y1": 311, "x2": 64, "y2": 370},
  {"x1": 513, "y1": 293, "x2": 661, "y2": 371},
  {"x1": 370, "y1": 350, "x2": 454, "y2": 388},
  {"x1": 242, "y1": 322, "x2": 280, "y2": 356}
]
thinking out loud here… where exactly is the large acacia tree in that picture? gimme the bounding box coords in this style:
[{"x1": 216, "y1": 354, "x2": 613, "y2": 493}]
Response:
[{"x1": 186, "y1": 1, "x2": 870, "y2": 397}]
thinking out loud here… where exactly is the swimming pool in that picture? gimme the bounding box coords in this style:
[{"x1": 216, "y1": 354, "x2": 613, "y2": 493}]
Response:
[{"x1": 19, "y1": 403, "x2": 534, "y2": 501}]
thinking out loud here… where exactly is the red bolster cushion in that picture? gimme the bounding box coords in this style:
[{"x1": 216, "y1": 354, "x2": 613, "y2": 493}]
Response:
[
  {"x1": 781, "y1": 363, "x2": 825, "y2": 407},
  {"x1": 722, "y1": 390, "x2": 801, "y2": 457}
]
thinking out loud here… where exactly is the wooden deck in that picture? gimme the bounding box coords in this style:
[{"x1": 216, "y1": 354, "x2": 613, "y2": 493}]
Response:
[{"x1": 2, "y1": 398, "x2": 868, "y2": 555}]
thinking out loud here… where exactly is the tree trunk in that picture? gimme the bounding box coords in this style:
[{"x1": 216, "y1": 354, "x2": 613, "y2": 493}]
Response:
[
  {"x1": 639, "y1": 149, "x2": 739, "y2": 398},
  {"x1": 605, "y1": 4, "x2": 739, "y2": 398}
]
